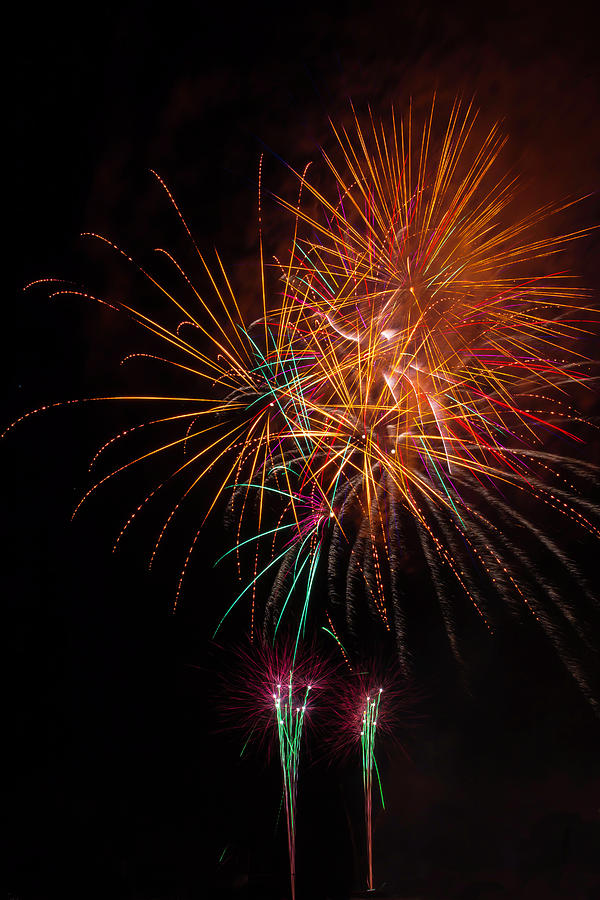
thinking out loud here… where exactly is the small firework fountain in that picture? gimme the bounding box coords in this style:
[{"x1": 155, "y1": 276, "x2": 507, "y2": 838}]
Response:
[
  {"x1": 222, "y1": 641, "x2": 329, "y2": 900},
  {"x1": 329, "y1": 663, "x2": 417, "y2": 896},
  {"x1": 5, "y1": 100, "x2": 598, "y2": 709},
  {"x1": 272, "y1": 673, "x2": 310, "y2": 900},
  {"x1": 360, "y1": 687, "x2": 383, "y2": 893}
]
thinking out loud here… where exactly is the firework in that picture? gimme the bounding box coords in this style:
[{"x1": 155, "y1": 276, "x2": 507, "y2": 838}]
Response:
[
  {"x1": 5, "y1": 99, "x2": 598, "y2": 705},
  {"x1": 360, "y1": 687, "x2": 382, "y2": 892},
  {"x1": 329, "y1": 664, "x2": 416, "y2": 893},
  {"x1": 221, "y1": 641, "x2": 329, "y2": 900},
  {"x1": 253, "y1": 97, "x2": 599, "y2": 702},
  {"x1": 273, "y1": 675, "x2": 307, "y2": 900}
]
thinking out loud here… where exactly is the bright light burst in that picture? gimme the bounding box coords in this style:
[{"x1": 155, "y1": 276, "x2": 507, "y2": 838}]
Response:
[{"x1": 6, "y1": 98, "x2": 599, "y2": 704}]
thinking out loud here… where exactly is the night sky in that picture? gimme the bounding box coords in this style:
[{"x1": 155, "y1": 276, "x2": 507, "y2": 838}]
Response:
[{"x1": 6, "y1": 2, "x2": 600, "y2": 898}]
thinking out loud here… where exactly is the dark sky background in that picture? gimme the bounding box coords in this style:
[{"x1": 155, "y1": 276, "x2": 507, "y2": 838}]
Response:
[{"x1": 6, "y1": 2, "x2": 600, "y2": 899}]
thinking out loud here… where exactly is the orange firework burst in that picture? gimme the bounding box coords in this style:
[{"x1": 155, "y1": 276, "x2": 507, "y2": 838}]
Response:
[
  {"x1": 251, "y1": 98, "x2": 599, "y2": 701},
  {"x1": 5, "y1": 98, "x2": 599, "y2": 705}
]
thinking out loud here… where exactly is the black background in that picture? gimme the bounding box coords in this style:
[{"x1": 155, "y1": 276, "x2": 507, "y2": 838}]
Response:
[{"x1": 6, "y1": 1, "x2": 600, "y2": 898}]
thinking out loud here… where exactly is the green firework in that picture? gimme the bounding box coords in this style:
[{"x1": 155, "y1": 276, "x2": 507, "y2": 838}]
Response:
[{"x1": 273, "y1": 675, "x2": 310, "y2": 900}]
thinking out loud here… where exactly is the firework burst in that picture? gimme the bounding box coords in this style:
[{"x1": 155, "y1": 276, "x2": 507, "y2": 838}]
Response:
[{"x1": 5, "y1": 98, "x2": 598, "y2": 706}]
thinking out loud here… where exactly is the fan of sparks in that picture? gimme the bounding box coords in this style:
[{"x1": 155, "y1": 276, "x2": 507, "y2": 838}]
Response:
[{"x1": 13, "y1": 99, "x2": 598, "y2": 702}]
